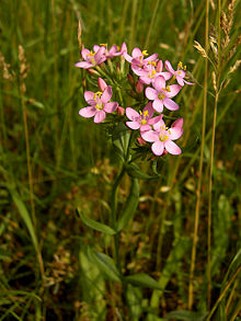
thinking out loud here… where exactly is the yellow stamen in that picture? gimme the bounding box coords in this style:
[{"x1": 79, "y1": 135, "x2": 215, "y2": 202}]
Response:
[
  {"x1": 95, "y1": 103, "x2": 103, "y2": 110},
  {"x1": 94, "y1": 91, "x2": 102, "y2": 99},
  {"x1": 142, "y1": 50, "x2": 148, "y2": 56},
  {"x1": 160, "y1": 134, "x2": 169, "y2": 142},
  {"x1": 158, "y1": 93, "x2": 165, "y2": 100},
  {"x1": 141, "y1": 119, "x2": 147, "y2": 125},
  {"x1": 178, "y1": 61, "x2": 186, "y2": 70}
]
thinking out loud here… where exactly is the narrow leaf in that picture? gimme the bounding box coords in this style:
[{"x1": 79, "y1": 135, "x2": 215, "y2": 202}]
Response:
[
  {"x1": 77, "y1": 208, "x2": 116, "y2": 235},
  {"x1": 126, "y1": 163, "x2": 160, "y2": 180},
  {"x1": 117, "y1": 178, "x2": 139, "y2": 231},
  {"x1": 11, "y1": 191, "x2": 39, "y2": 253},
  {"x1": 87, "y1": 247, "x2": 121, "y2": 282},
  {"x1": 164, "y1": 310, "x2": 207, "y2": 321},
  {"x1": 125, "y1": 273, "x2": 163, "y2": 291}
]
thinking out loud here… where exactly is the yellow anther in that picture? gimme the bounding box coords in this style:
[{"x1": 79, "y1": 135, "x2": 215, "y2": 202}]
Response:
[
  {"x1": 160, "y1": 134, "x2": 169, "y2": 142},
  {"x1": 142, "y1": 50, "x2": 149, "y2": 56},
  {"x1": 95, "y1": 103, "x2": 103, "y2": 110},
  {"x1": 165, "y1": 86, "x2": 171, "y2": 92},
  {"x1": 177, "y1": 61, "x2": 186, "y2": 70},
  {"x1": 150, "y1": 70, "x2": 156, "y2": 78},
  {"x1": 148, "y1": 61, "x2": 157, "y2": 66},
  {"x1": 143, "y1": 110, "x2": 149, "y2": 117},
  {"x1": 94, "y1": 91, "x2": 102, "y2": 99},
  {"x1": 141, "y1": 119, "x2": 147, "y2": 125},
  {"x1": 100, "y1": 43, "x2": 107, "y2": 47},
  {"x1": 158, "y1": 93, "x2": 165, "y2": 100}
]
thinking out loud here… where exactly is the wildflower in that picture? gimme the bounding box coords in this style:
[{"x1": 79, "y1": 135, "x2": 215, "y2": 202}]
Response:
[
  {"x1": 124, "y1": 47, "x2": 158, "y2": 74},
  {"x1": 164, "y1": 61, "x2": 193, "y2": 86},
  {"x1": 145, "y1": 76, "x2": 181, "y2": 112},
  {"x1": 79, "y1": 87, "x2": 118, "y2": 123},
  {"x1": 126, "y1": 102, "x2": 161, "y2": 131},
  {"x1": 75, "y1": 45, "x2": 106, "y2": 69},
  {"x1": 107, "y1": 42, "x2": 127, "y2": 58},
  {"x1": 135, "y1": 59, "x2": 170, "y2": 85},
  {"x1": 141, "y1": 118, "x2": 184, "y2": 156}
]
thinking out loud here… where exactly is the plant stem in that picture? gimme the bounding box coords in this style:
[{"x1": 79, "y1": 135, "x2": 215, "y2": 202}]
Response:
[
  {"x1": 188, "y1": 0, "x2": 209, "y2": 310},
  {"x1": 110, "y1": 165, "x2": 126, "y2": 271},
  {"x1": 207, "y1": 0, "x2": 221, "y2": 309}
]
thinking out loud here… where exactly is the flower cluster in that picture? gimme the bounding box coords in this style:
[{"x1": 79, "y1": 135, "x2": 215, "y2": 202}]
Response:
[{"x1": 76, "y1": 43, "x2": 192, "y2": 157}]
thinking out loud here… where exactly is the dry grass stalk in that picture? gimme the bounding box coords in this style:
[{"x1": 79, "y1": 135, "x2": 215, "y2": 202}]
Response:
[
  {"x1": 221, "y1": 0, "x2": 236, "y2": 49},
  {"x1": 18, "y1": 45, "x2": 29, "y2": 94},
  {"x1": 193, "y1": 40, "x2": 208, "y2": 58},
  {"x1": 0, "y1": 51, "x2": 15, "y2": 81},
  {"x1": 77, "y1": 20, "x2": 82, "y2": 50}
]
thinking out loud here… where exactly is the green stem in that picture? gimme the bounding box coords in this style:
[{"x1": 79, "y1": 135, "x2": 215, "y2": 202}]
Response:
[{"x1": 110, "y1": 165, "x2": 126, "y2": 271}]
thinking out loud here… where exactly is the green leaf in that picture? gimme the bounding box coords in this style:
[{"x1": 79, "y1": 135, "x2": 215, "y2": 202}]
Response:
[
  {"x1": 112, "y1": 123, "x2": 131, "y2": 161},
  {"x1": 125, "y1": 273, "x2": 163, "y2": 291},
  {"x1": 126, "y1": 163, "x2": 160, "y2": 180},
  {"x1": 10, "y1": 190, "x2": 39, "y2": 253},
  {"x1": 117, "y1": 178, "x2": 139, "y2": 231},
  {"x1": 164, "y1": 310, "x2": 207, "y2": 321},
  {"x1": 77, "y1": 208, "x2": 116, "y2": 235},
  {"x1": 87, "y1": 247, "x2": 121, "y2": 282}
]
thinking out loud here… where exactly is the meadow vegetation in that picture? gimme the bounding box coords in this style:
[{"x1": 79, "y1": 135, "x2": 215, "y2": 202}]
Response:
[{"x1": 0, "y1": 0, "x2": 241, "y2": 320}]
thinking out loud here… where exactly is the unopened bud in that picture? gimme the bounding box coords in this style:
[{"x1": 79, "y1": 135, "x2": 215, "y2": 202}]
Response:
[
  {"x1": 116, "y1": 106, "x2": 125, "y2": 116},
  {"x1": 136, "y1": 80, "x2": 144, "y2": 93}
]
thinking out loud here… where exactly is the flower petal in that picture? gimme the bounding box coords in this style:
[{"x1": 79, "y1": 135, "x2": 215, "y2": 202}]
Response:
[
  {"x1": 152, "y1": 141, "x2": 164, "y2": 156},
  {"x1": 145, "y1": 87, "x2": 157, "y2": 100},
  {"x1": 126, "y1": 107, "x2": 140, "y2": 120},
  {"x1": 94, "y1": 110, "x2": 106, "y2": 123},
  {"x1": 104, "y1": 102, "x2": 118, "y2": 113},
  {"x1": 98, "y1": 78, "x2": 108, "y2": 91},
  {"x1": 126, "y1": 121, "x2": 140, "y2": 130},
  {"x1": 132, "y1": 48, "x2": 142, "y2": 58},
  {"x1": 75, "y1": 61, "x2": 93, "y2": 69},
  {"x1": 172, "y1": 118, "x2": 184, "y2": 129},
  {"x1": 167, "y1": 84, "x2": 181, "y2": 97},
  {"x1": 163, "y1": 98, "x2": 179, "y2": 111},
  {"x1": 141, "y1": 130, "x2": 158, "y2": 142},
  {"x1": 169, "y1": 127, "x2": 183, "y2": 140},
  {"x1": 153, "y1": 76, "x2": 166, "y2": 91},
  {"x1": 164, "y1": 60, "x2": 175, "y2": 73},
  {"x1": 79, "y1": 106, "x2": 96, "y2": 118},
  {"x1": 165, "y1": 140, "x2": 181, "y2": 155},
  {"x1": 101, "y1": 86, "x2": 112, "y2": 103},
  {"x1": 153, "y1": 99, "x2": 164, "y2": 113},
  {"x1": 84, "y1": 91, "x2": 95, "y2": 103}
]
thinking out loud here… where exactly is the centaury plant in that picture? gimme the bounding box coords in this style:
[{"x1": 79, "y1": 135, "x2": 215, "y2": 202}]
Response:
[{"x1": 75, "y1": 40, "x2": 193, "y2": 320}]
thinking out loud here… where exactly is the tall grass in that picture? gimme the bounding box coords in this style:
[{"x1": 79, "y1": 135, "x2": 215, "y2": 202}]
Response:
[{"x1": 0, "y1": 0, "x2": 241, "y2": 320}]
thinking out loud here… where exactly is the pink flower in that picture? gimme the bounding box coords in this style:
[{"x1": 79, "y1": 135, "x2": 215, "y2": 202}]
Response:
[
  {"x1": 124, "y1": 48, "x2": 158, "y2": 74},
  {"x1": 141, "y1": 118, "x2": 184, "y2": 156},
  {"x1": 164, "y1": 61, "x2": 193, "y2": 86},
  {"x1": 133, "y1": 59, "x2": 171, "y2": 85},
  {"x1": 145, "y1": 76, "x2": 181, "y2": 113},
  {"x1": 126, "y1": 102, "x2": 161, "y2": 131},
  {"x1": 107, "y1": 42, "x2": 127, "y2": 57},
  {"x1": 79, "y1": 87, "x2": 118, "y2": 123},
  {"x1": 75, "y1": 46, "x2": 107, "y2": 69}
]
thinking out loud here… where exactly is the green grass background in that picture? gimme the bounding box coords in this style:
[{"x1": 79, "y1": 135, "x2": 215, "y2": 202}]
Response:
[{"x1": 0, "y1": 0, "x2": 241, "y2": 320}]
